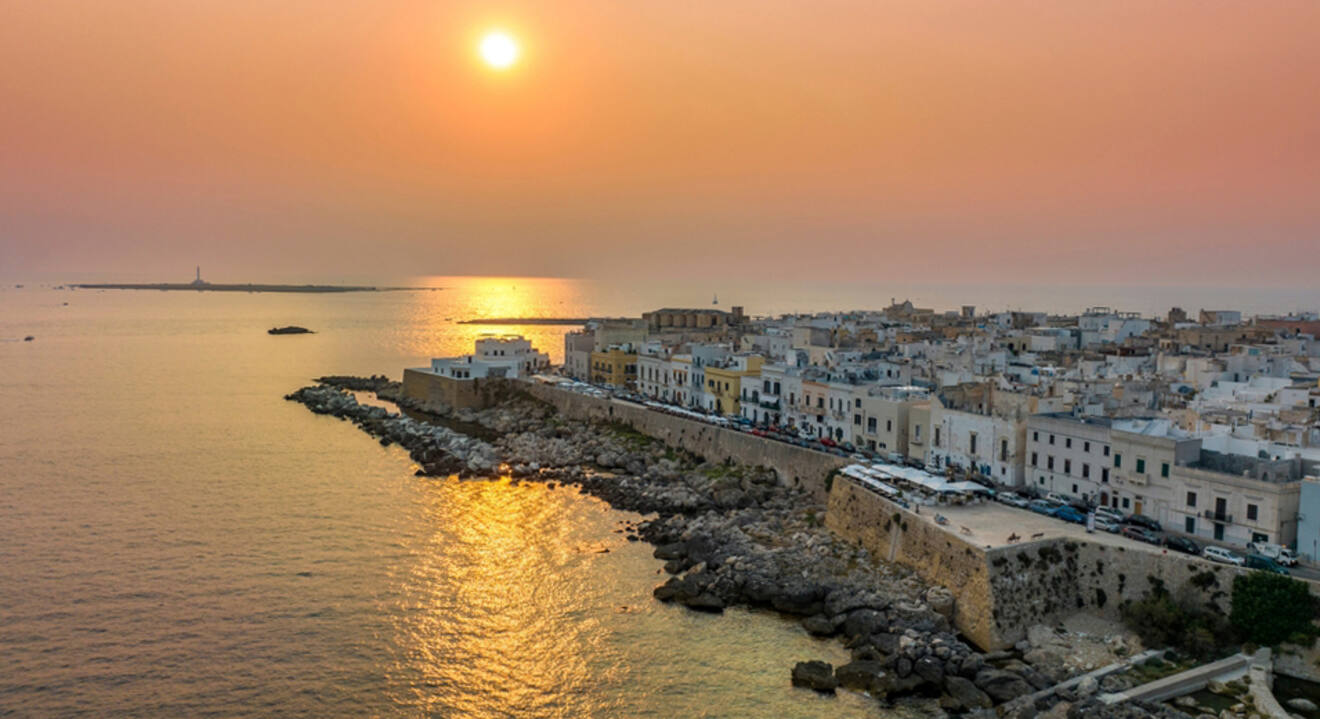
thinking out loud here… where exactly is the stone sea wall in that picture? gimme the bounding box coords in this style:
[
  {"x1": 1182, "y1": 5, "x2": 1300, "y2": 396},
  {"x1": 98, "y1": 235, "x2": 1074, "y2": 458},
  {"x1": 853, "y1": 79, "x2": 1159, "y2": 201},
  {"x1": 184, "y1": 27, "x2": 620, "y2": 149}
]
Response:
[
  {"x1": 521, "y1": 384, "x2": 848, "y2": 502},
  {"x1": 986, "y1": 537, "x2": 1246, "y2": 638},
  {"x1": 825, "y1": 478, "x2": 1000, "y2": 651},
  {"x1": 402, "y1": 369, "x2": 526, "y2": 411}
]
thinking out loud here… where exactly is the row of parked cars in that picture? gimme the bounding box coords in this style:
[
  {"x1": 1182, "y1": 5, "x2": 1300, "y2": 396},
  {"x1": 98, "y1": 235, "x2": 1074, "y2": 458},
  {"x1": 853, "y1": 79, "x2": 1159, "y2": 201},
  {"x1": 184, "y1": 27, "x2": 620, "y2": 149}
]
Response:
[{"x1": 995, "y1": 491, "x2": 1296, "y2": 575}]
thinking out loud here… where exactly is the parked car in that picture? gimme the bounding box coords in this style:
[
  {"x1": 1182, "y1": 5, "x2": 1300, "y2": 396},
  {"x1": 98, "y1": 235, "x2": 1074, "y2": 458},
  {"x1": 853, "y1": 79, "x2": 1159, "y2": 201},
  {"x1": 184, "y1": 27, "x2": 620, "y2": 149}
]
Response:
[
  {"x1": 998, "y1": 493, "x2": 1031, "y2": 509},
  {"x1": 819, "y1": 438, "x2": 838, "y2": 448},
  {"x1": 1044, "y1": 492, "x2": 1070, "y2": 505},
  {"x1": 1121, "y1": 526, "x2": 1161, "y2": 544},
  {"x1": 1095, "y1": 507, "x2": 1126, "y2": 524},
  {"x1": 1203, "y1": 546, "x2": 1245, "y2": 565},
  {"x1": 1245, "y1": 554, "x2": 1290, "y2": 575},
  {"x1": 1093, "y1": 516, "x2": 1122, "y2": 533},
  {"x1": 1122, "y1": 514, "x2": 1162, "y2": 533},
  {"x1": 1052, "y1": 506, "x2": 1087, "y2": 524},
  {"x1": 1247, "y1": 542, "x2": 1299, "y2": 567},
  {"x1": 1163, "y1": 535, "x2": 1201, "y2": 555},
  {"x1": 1028, "y1": 499, "x2": 1059, "y2": 516}
]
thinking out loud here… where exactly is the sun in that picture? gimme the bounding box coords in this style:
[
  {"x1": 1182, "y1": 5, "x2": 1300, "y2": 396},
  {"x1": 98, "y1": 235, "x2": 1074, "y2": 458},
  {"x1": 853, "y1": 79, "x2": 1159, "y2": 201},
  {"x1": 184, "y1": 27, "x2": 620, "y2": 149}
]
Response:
[{"x1": 479, "y1": 31, "x2": 519, "y2": 70}]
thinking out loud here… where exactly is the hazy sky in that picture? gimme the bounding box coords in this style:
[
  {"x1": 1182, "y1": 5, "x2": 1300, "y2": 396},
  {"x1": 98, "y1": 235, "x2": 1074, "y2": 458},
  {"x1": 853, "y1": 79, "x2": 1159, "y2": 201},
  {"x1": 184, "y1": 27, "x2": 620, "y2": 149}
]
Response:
[{"x1": 2, "y1": 1, "x2": 1317, "y2": 285}]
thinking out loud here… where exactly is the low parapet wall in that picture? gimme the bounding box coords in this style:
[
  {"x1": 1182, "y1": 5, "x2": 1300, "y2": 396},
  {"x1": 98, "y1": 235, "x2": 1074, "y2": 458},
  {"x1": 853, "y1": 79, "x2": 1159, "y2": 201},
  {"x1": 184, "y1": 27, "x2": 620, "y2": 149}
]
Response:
[{"x1": 522, "y1": 384, "x2": 847, "y2": 501}]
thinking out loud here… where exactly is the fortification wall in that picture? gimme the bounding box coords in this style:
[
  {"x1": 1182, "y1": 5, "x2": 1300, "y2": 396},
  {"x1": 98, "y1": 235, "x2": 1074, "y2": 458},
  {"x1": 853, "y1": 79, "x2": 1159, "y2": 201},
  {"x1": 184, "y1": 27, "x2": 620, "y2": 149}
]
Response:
[
  {"x1": 522, "y1": 384, "x2": 847, "y2": 501},
  {"x1": 826, "y1": 478, "x2": 999, "y2": 650}
]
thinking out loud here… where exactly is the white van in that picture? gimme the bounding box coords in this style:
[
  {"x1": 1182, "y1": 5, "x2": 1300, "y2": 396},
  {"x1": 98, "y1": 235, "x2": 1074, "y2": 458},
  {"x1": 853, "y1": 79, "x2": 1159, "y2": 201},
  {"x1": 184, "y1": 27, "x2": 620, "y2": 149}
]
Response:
[
  {"x1": 1203, "y1": 546, "x2": 1245, "y2": 566},
  {"x1": 1247, "y1": 542, "x2": 1299, "y2": 567}
]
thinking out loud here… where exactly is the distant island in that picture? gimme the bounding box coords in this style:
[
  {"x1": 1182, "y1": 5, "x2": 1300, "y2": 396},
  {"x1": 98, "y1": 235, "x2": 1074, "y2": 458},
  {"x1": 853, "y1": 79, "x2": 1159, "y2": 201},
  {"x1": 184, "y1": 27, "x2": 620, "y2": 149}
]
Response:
[
  {"x1": 458, "y1": 317, "x2": 591, "y2": 325},
  {"x1": 268, "y1": 326, "x2": 313, "y2": 335},
  {"x1": 73, "y1": 282, "x2": 382, "y2": 293}
]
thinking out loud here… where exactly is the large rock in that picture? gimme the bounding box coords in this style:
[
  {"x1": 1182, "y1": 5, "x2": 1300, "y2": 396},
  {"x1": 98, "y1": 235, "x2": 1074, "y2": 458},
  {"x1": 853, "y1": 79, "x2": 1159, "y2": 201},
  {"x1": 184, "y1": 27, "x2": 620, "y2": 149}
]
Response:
[
  {"x1": 944, "y1": 675, "x2": 993, "y2": 710},
  {"x1": 842, "y1": 608, "x2": 886, "y2": 640},
  {"x1": 834, "y1": 660, "x2": 887, "y2": 692},
  {"x1": 791, "y1": 661, "x2": 838, "y2": 693},
  {"x1": 801, "y1": 614, "x2": 838, "y2": 637},
  {"x1": 682, "y1": 593, "x2": 725, "y2": 613},
  {"x1": 974, "y1": 668, "x2": 1032, "y2": 704},
  {"x1": 1287, "y1": 698, "x2": 1319, "y2": 712},
  {"x1": 914, "y1": 655, "x2": 945, "y2": 685},
  {"x1": 926, "y1": 585, "x2": 955, "y2": 620}
]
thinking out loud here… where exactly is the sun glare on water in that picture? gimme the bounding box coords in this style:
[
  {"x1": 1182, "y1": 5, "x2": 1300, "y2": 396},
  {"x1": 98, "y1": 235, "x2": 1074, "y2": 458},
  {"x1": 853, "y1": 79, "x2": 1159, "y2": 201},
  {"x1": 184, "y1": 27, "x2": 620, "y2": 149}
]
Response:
[{"x1": 479, "y1": 31, "x2": 519, "y2": 70}]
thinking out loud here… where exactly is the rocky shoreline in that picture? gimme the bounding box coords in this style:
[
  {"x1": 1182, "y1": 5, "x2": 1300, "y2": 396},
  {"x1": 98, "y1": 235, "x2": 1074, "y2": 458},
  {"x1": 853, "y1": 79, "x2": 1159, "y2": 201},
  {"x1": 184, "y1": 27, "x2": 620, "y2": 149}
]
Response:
[{"x1": 285, "y1": 379, "x2": 1195, "y2": 719}]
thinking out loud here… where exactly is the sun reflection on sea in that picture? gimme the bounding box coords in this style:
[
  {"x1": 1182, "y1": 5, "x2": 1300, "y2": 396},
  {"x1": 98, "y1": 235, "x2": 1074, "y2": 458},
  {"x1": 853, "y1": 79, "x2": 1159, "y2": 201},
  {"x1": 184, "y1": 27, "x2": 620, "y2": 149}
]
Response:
[{"x1": 386, "y1": 478, "x2": 626, "y2": 717}]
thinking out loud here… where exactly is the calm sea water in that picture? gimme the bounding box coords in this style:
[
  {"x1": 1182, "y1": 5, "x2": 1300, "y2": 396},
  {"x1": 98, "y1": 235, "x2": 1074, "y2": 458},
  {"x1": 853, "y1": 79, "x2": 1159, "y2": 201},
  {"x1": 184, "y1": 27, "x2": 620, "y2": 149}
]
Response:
[{"x1": 0, "y1": 279, "x2": 884, "y2": 718}]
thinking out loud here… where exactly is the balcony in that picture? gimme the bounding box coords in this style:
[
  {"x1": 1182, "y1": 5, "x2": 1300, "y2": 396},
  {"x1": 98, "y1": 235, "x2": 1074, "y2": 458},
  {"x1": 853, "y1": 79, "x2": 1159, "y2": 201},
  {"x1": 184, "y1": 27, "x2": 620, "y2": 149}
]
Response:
[
  {"x1": 759, "y1": 399, "x2": 781, "y2": 410},
  {"x1": 1202, "y1": 509, "x2": 1233, "y2": 524}
]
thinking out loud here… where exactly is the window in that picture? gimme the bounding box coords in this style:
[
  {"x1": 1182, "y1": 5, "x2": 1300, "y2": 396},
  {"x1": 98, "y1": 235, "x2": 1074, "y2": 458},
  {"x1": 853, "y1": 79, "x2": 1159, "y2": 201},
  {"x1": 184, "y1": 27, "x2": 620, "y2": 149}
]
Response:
[
  {"x1": 1039, "y1": 477, "x2": 1045, "y2": 485},
  {"x1": 1031, "y1": 452, "x2": 1038, "y2": 467},
  {"x1": 1065, "y1": 438, "x2": 1072, "y2": 449},
  {"x1": 1252, "y1": 532, "x2": 1269, "y2": 544},
  {"x1": 1072, "y1": 484, "x2": 1078, "y2": 494},
  {"x1": 934, "y1": 428, "x2": 941, "y2": 447},
  {"x1": 914, "y1": 425, "x2": 921, "y2": 440},
  {"x1": 1247, "y1": 504, "x2": 1258, "y2": 521},
  {"x1": 1084, "y1": 441, "x2": 1091, "y2": 453},
  {"x1": 970, "y1": 433, "x2": 978, "y2": 454},
  {"x1": 1033, "y1": 431, "x2": 1039, "y2": 442},
  {"x1": 1213, "y1": 523, "x2": 1224, "y2": 541},
  {"x1": 1103, "y1": 446, "x2": 1110, "y2": 457},
  {"x1": 1064, "y1": 459, "x2": 1071, "y2": 474},
  {"x1": 1049, "y1": 434, "x2": 1055, "y2": 445},
  {"x1": 1161, "y1": 463, "x2": 1170, "y2": 478},
  {"x1": 855, "y1": 398, "x2": 861, "y2": 408},
  {"x1": 1082, "y1": 463, "x2": 1090, "y2": 479},
  {"x1": 1136, "y1": 458, "x2": 1145, "y2": 474},
  {"x1": 1185, "y1": 517, "x2": 1196, "y2": 534},
  {"x1": 1001, "y1": 439, "x2": 1009, "y2": 462},
  {"x1": 1114, "y1": 453, "x2": 1122, "y2": 468},
  {"x1": 1122, "y1": 497, "x2": 1130, "y2": 509},
  {"x1": 1047, "y1": 456, "x2": 1055, "y2": 470},
  {"x1": 1186, "y1": 491, "x2": 1197, "y2": 507},
  {"x1": 886, "y1": 419, "x2": 893, "y2": 432},
  {"x1": 867, "y1": 417, "x2": 877, "y2": 432},
  {"x1": 1102, "y1": 468, "x2": 1109, "y2": 483},
  {"x1": 853, "y1": 414, "x2": 861, "y2": 426}
]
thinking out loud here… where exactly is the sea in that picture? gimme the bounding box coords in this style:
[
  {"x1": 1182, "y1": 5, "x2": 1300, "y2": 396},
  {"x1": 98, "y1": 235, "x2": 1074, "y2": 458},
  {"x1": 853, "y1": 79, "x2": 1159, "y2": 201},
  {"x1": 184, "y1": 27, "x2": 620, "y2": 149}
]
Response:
[{"x1": 1, "y1": 276, "x2": 1316, "y2": 717}]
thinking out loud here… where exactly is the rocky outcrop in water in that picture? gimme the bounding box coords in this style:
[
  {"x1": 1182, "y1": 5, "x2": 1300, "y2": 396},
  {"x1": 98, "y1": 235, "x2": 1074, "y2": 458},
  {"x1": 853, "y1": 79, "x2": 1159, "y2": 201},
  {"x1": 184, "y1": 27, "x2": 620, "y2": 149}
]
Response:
[{"x1": 285, "y1": 378, "x2": 1181, "y2": 718}]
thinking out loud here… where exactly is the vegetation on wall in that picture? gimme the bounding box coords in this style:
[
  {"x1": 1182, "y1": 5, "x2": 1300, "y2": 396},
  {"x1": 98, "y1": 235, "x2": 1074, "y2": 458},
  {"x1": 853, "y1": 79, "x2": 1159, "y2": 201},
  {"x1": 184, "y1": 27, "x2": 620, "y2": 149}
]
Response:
[{"x1": 1229, "y1": 572, "x2": 1318, "y2": 647}]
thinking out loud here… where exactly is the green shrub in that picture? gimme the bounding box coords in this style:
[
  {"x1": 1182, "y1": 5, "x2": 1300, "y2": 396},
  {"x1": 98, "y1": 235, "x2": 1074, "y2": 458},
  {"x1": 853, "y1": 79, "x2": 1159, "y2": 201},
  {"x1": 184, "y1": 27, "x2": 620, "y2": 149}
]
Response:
[
  {"x1": 1121, "y1": 583, "x2": 1238, "y2": 660},
  {"x1": 1230, "y1": 572, "x2": 1318, "y2": 647}
]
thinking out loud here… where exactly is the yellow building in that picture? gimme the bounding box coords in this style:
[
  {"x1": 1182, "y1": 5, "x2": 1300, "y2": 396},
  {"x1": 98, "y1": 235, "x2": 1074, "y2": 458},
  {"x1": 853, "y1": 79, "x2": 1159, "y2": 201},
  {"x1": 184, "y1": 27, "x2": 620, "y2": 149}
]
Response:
[
  {"x1": 590, "y1": 347, "x2": 638, "y2": 388},
  {"x1": 705, "y1": 355, "x2": 764, "y2": 417}
]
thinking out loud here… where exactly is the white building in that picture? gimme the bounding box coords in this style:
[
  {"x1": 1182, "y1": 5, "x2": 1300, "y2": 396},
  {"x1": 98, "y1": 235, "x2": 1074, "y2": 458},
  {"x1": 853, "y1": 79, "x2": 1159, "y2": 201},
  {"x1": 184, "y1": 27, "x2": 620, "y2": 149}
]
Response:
[{"x1": 428, "y1": 335, "x2": 550, "y2": 380}]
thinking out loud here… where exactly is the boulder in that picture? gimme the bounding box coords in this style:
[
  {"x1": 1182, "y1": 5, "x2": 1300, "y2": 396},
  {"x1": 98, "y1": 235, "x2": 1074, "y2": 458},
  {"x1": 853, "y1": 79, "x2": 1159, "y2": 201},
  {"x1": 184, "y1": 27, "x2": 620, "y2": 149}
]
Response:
[
  {"x1": 842, "y1": 608, "x2": 886, "y2": 640},
  {"x1": 1287, "y1": 698, "x2": 1319, "y2": 712},
  {"x1": 834, "y1": 660, "x2": 887, "y2": 692},
  {"x1": 914, "y1": 655, "x2": 945, "y2": 685},
  {"x1": 926, "y1": 585, "x2": 955, "y2": 620},
  {"x1": 682, "y1": 593, "x2": 726, "y2": 613},
  {"x1": 1075, "y1": 675, "x2": 1098, "y2": 697},
  {"x1": 801, "y1": 614, "x2": 838, "y2": 637},
  {"x1": 975, "y1": 668, "x2": 1032, "y2": 704},
  {"x1": 944, "y1": 675, "x2": 993, "y2": 710},
  {"x1": 791, "y1": 661, "x2": 838, "y2": 693}
]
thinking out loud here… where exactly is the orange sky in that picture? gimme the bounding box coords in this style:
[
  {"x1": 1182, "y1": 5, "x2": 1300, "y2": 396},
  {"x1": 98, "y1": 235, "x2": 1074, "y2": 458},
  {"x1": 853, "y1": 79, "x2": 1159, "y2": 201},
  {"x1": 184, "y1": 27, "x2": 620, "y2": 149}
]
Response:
[{"x1": 1, "y1": 0, "x2": 1317, "y2": 285}]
